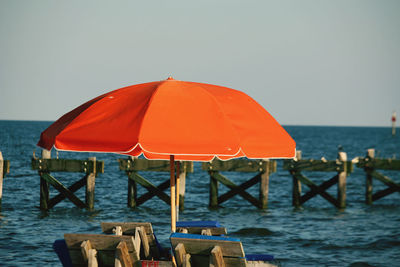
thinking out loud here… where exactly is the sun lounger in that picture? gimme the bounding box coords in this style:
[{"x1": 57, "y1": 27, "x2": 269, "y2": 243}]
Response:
[
  {"x1": 101, "y1": 221, "x2": 163, "y2": 259},
  {"x1": 176, "y1": 221, "x2": 227, "y2": 236},
  {"x1": 170, "y1": 233, "x2": 276, "y2": 267}
]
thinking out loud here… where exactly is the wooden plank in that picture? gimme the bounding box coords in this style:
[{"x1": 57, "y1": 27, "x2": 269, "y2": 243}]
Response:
[
  {"x1": 175, "y1": 243, "x2": 187, "y2": 267},
  {"x1": 357, "y1": 158, "x2": 400, "y2": 170},
  {"x1": 116, "y1": 241, "x2": 133, "y2": 267},
  {"x1": 119, "y1": 158, "x2": 193, "y2": 173},
  {"x1": 210, "y1": 246, "x2": 226, "y2": 267},
  {"x1": 211, "y1": 172, "x2": 260, "y2": 208},
  {"x1": 294, "y1": 173, "x2": 340, "y2": 208},
  {"x1": 41, "y1": 173, "x2": 88, "y2": 209},
  {"x1": 170, "y1": 236, "x2": 245, "y2": 258},
  {"x1": 139, "y1": 226, "x2": 150, "y2": 259},
  {"x1": 130, "y1": 172, "x2": 171, "y2": 205},
  {"x1": 101, "y1": 222, "x2": 153, "y2": 236},
  {"x1": 370, "y1": 171, "x2": 400, "y2": 192},
  {"x1": 65, "y1": 234, "x2": 136, "y2": 266},
  {"x1": 372, "y1": 187, "x2": 398, "y2": 202},
  {"x1": 190, "y1": 255, "x2": 246, "y2": 267},
  {"x1": 217, "y1": 174, "x2": 260, "y2": 206},
  {"x1": 32, "y1": 158, "x2": 104, "y2": 173},
  {"x1": 203, "y1": 159, "x2": 275, "y2": 173},
  {"x1": 176, "y1": 227, "x2": 227, "y2": 236},
  {"x1": 283, "y1": 159, "x2": 350, "y2": 173},
  {"x1": 101, "y1": 222, "x2": 159, "y2": 259},
  {"x1": 48, "y1": 175, "x2": 87, "y2": 209}
]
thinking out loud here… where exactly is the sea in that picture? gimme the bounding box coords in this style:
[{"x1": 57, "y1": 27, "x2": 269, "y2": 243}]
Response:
[{"x1": 0, "y1": 120, "x2": 399, "y2": 267}]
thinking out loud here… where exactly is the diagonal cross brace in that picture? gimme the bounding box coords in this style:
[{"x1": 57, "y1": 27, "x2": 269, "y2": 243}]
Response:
[
  {"x1": 210, "y1": 171, "x2": 261, "y2": 208},
  {"x1": 40, "y1": 173, "x2": 88, "y2": 209},
  {"x1": 128, "y1": 172, "x2": 171, "y2": 205},
  {"x1": 294, "y1": 173, "x2": 340, "y2": 208}
]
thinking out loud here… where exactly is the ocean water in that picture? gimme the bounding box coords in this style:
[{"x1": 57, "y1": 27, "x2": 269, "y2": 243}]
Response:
[{"x1": 0, "y1": 120, "x2": 399, "y2": 267}]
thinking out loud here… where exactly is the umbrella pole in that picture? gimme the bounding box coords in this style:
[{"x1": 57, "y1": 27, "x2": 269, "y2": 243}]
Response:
[
  {"x1": 170, "y1": 155, "x2": 176, "y2": 232},
  {"x1": 176, "y1": 161, "x2": 181, "y2": 222}
]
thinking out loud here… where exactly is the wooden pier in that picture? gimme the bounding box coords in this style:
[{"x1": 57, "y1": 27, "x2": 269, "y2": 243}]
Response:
[
  {"x1": 202, "y1": 159, "x2": 276, "y2": 209},
  {"x1": 31, "y1": 150, "x2": 104, "y2": 210},
  {"x1": 356, "y1": 149, "x2": 400, "y2": 204},
  {"x1": 0, "y1": 148, "x2": 392, "y2": 212},
  {"x1": 283, "y1": 151, "x2": 353, "y2": 209},
  {"x1": 119, "y1": 157, "x2": 193, "y2": 210}
]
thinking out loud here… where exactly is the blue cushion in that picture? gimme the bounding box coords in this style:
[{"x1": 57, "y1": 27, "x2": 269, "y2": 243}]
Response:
[
  {"x1": 176, "y1": 221, "x2": 221, "y2": 228},
  {"x1": 170, "y1": 232, "x2": 240, "y2": 242},
  {"x1": 53, "y1": 239, "x2": 73, "y2": 267},
  {"x1": 246, "y1": 254, "x2": 274, "y2": 261}
]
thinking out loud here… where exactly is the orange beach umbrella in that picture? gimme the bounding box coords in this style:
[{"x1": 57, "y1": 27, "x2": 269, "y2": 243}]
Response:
[{"x1": 37, "y1": 77, "x2": 296, "y2": 231}]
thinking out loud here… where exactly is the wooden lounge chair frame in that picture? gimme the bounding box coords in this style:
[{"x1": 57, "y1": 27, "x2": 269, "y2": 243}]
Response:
[{"x1": 170, "y1": 233, "x2": 276, "y2": 267}]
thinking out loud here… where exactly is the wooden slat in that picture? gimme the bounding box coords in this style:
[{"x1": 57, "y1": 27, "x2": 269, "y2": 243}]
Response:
[
  {"x1": 176, "y1": 227, "x2": 227, "y2": 236},
  {"x1": 41, "y1": 173, "x2": 88, "y2": 209},
  {"x1": 130, "y1": 172, "x2": 171, "y2": 205},
  {"x1": 101, "y1": 222, "x2": 159, "y2": 259},
  {"x1": 210, "y1": 246, "x2": 226, "y2": 267},
  {"x1": 116, "y1": 241, "x2": 133, "y2": 267},
  {"x1": 31, "y1": 158, "x2": 104, "y2": 173},
  {"x1": 65, "y1": 234, "x2": 136, "y2": 267},
  {"x1": 211, "y1": 172, "x2": 260, "y2": 208},
  {"x1": 119, "y1": 158, "x2": 193, "y2": 173},
  {"x1": 372, "y1": 187, "x2": 398, "y2": 201},
  {"x1": 101, "y1": 222, "x2": 154, "y2": 236},
  {"x1": 170, "y1": 237, "x2": 245, "y2": 258},
  {"x1": 203, "y1": 159, "x2": 276, "y2": 173},
  {"x1": 175, "y1": 243, "x2": 187, "y2": 267}
]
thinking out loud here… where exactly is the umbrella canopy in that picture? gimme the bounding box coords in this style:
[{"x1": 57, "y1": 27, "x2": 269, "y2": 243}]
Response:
[
  {"x1": 38, "y1": 77, "x2": 295, "y2": 161},
  {"x1": 37, "y1": 77, "x2": 296, "y2": 231}
]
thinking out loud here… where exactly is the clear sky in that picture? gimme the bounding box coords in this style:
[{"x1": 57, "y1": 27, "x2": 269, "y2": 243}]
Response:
[{"x1": 1, "y1": 0, "x2": 399, "y2": 126}]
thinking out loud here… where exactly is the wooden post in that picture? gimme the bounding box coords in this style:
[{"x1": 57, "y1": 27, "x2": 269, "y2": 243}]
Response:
[
  {"x1": 170, "y1": 155, "x2": 176, "y2": 233},
  {"x1": 337, "y1": 152, "x2": 347, "y2": 209},
  {"x1": 209, "y1": 171, "x2": 219, "y2": 208},
  {"x1": 178, "y1": 162, "x2": 187, "y2": 212},
  {"x1": 40, "y1": 149, "x2": 51, "y2": 210},
  {"x1": 85, "y1": 157, "x2": 96, "y2": 210},
  {"x1": 292, "y1": 151, "x2": 302, "y2": 208},
  {"x1": 176, "y1": 161, "x2": 180, "y2": 222},
  {"x1": 128, "y1": 173, "x2": 137, "y2": 208},
  {"x1": 366, "y1": 149, "x2": 375, "y2": 205},
  {"x1": 127, "y1": 157, "x2": 137, "y2": 208},
  {"x1": 0, "y1": 152, "x2": 3, "y2": 210},
  {"x1": 259, "y1": 160, "x2": 270, "y2": 209}
]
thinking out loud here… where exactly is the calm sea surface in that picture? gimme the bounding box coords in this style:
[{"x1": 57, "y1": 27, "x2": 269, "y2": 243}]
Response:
[{"x1": 0, "y1": 120, "x2": 399, "y2": 266}]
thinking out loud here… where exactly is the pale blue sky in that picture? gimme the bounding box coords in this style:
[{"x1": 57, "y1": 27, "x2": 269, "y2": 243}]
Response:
[{"x1": 1, "y1": 0, "x2": 399, "y2": 126}]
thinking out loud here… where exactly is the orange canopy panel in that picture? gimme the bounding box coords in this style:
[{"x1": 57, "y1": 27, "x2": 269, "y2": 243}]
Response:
[{"x1": 38, "y1": 77, "x2": 295, "y2": 161}]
